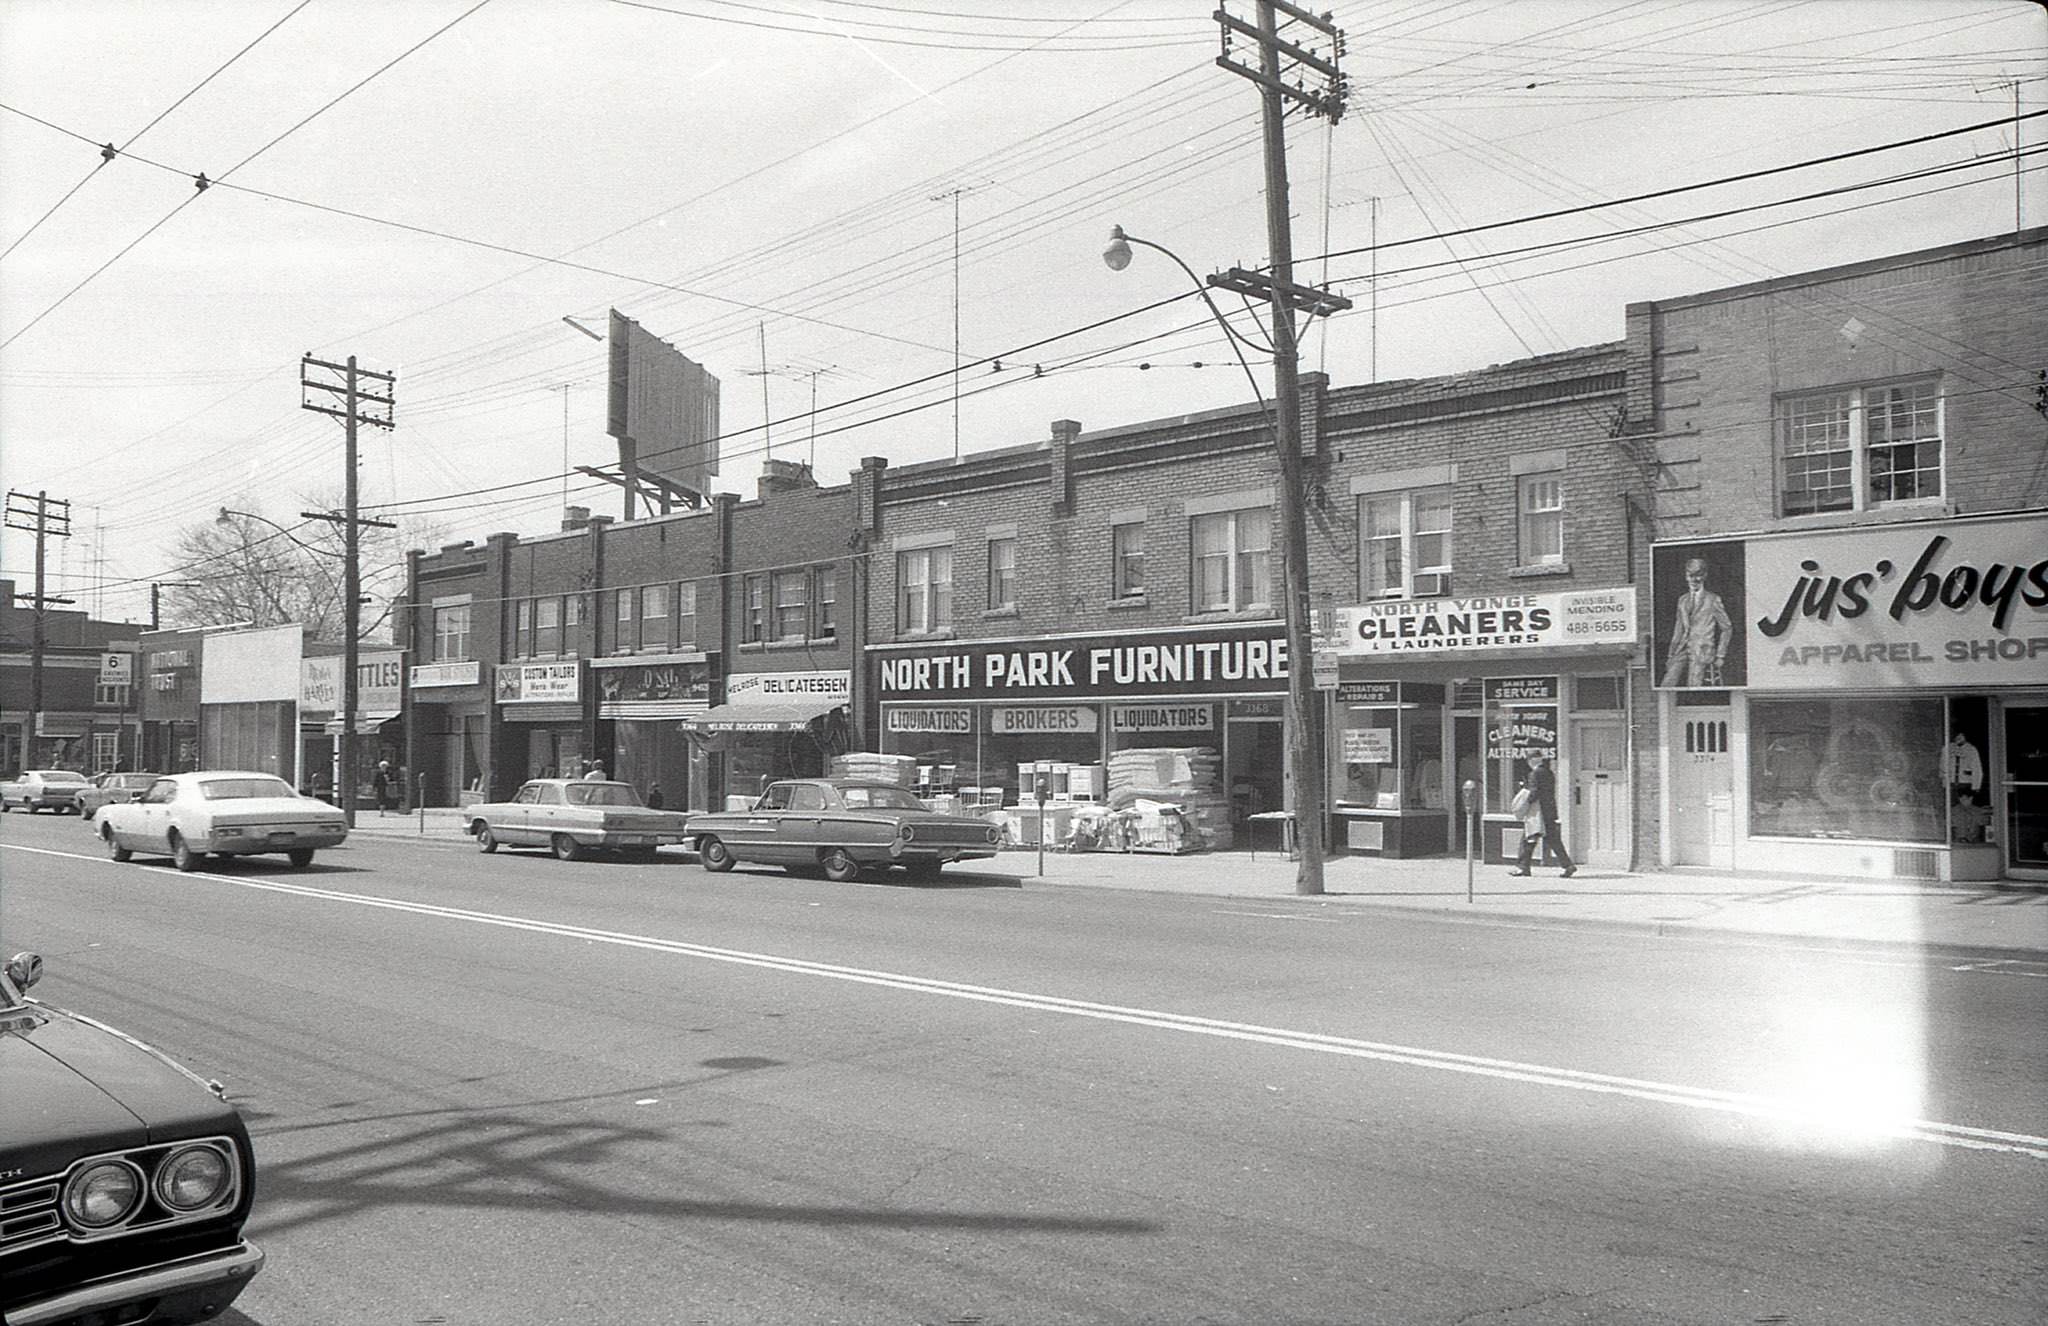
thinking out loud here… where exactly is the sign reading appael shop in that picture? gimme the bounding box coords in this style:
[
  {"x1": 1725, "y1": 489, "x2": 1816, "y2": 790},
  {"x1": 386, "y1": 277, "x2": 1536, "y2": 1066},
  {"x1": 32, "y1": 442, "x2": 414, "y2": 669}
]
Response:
[
  {"x1": 1322, "y1": 589, "x2": 1635, "y2": 657},
  {"x1": 874, "y1": 624, "x2": 1288, "y2": 701},
  {"x1": 495, "y1": 661, "x2": 581, "y2": 704},
  {"x1": 1658, "y1": 511, "x2": 2048, "y2": 691}
]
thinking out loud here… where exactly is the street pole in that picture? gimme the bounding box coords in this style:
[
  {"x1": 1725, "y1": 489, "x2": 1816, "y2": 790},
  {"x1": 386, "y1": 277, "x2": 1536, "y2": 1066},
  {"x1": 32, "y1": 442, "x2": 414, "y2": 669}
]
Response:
[
  {"x1": 301, "y1": 354, "x2": 397, "y2": 829},
  {"x1": 5, "y1": 491, "x2": 74, "y2": 763},
  {"x1": 1216, "y1": 0, "x2": 1349, "y2": 896}
]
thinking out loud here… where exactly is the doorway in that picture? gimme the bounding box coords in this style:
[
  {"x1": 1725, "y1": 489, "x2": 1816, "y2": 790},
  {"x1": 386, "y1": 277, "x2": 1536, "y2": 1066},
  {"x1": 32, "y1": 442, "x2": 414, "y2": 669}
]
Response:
[
  {"x1": 1670, "y1": 707, "x2": 1733, "y2": 868},
  {"x1": 2002, "y1": 703, "x2": 2048, "y2": 879},
  {"x1": 1572, "y1": 717, "x2": 1629, "y2": 868},
  {"x1": 1224, "y1": 714, "x2": 1284, "y2": 848}
]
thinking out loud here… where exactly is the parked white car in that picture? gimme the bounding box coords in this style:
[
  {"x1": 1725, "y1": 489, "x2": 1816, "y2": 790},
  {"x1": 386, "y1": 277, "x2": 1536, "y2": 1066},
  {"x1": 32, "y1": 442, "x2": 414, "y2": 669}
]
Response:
[
  {"x1": 0, "y1": 769, "x2": 91, "y2": 814},
  {"x1": 97, "y1": 771, "x2": 348, "y2": 871},
  {"x1": 465, "y1": 779, "x2": 691, "y2": 861}
]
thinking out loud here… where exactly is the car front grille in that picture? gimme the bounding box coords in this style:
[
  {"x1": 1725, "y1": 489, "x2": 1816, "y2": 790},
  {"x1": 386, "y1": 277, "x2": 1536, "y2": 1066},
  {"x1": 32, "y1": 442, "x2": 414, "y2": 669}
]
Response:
[{"x1": 0, "y1": 1137, "x2": 243, "y2": 1256}]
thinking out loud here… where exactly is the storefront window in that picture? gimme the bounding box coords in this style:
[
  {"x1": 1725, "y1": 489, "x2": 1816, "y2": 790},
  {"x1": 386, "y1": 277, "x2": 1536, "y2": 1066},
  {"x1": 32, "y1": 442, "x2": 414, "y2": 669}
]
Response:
[
  {"x1": 1332, "y1": 688, "x2": 1446, "y2": 811},
  {"x1": 1750, "y1": 697, "x2": 1943, "y2": 843}
]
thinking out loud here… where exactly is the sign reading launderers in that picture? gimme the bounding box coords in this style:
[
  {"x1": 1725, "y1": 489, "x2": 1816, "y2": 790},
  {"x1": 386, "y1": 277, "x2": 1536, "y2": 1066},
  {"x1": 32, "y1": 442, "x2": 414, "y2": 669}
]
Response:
[
  {"x1": 1322, "y1": 588, "x2": 1635, "y2": 656},
  {"x1": 875, "y1": 624, "x2": 1289, "y2": 701},
  {"x1": 1742, "y1": 511, "x2": 2048, "y2": 690}
]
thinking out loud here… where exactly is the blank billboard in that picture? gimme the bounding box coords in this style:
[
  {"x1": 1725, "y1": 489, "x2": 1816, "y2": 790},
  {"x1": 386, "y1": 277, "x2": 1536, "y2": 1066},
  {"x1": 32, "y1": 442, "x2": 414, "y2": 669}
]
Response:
[{"x1": 607, "y1": 309, "x2": 720, "y2": 500}]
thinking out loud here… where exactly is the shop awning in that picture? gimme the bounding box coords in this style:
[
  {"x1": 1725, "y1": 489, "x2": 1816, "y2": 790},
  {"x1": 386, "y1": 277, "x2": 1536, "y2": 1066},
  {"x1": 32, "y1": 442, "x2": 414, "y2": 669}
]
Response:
[
  {"x1": 321, "y1": 710, "x2": 399, "y2": 735},
  {"x1": 681, "y1": 696, "x2": 844, "y2": 733}
]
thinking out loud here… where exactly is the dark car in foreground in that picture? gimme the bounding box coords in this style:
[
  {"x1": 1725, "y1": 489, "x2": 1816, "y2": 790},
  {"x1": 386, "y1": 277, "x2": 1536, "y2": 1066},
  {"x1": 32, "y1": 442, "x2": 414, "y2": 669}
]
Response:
[
  {"x1": 1, "y1": 952, "x2": 263, "y2": 1326},
  {"x1": 684, "y1": 778, "x2": 1003, "y2": 881}
]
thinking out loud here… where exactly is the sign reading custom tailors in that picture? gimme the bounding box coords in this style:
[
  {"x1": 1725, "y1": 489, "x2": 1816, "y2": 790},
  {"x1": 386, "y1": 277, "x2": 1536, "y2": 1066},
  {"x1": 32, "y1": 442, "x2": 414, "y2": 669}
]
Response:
[
  {"x1": 1730, "y1": 512, "x2": 2048, "y2": 690},
  {"x1": 495, "y1": 662, "x2": 581, "y2": 703},
  {"x1": 874, "y1": 624, "x2": 1289, "y2": 701},
  {"x1": 1321, "y1": 589, "x2": 1635, "y2": 656}
]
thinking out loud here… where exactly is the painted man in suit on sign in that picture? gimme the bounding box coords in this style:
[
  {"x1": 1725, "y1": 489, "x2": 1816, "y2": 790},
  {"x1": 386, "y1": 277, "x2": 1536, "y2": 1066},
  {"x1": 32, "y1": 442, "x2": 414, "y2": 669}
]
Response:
[{"x1": 1661, "y1": 557, "x2": 1733, "y2": 688}]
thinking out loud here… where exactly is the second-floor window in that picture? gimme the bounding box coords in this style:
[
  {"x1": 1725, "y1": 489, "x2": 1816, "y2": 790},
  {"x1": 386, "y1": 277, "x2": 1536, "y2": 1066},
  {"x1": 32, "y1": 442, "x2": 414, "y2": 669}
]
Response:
[
  {"x1": 434, "y1": 604, "x2": 471, "y2": 661},
  {"x1": 614, "y1": 589, "x2": 637, "y2": 651},
  {"x1": 675, "y1": 581, "x2": 697, "y2": 649},
  {"x1": 742, "y1": 575, "x2": 768, "y2": 644},
  {"x1": 898, "y1": 545, "x2": 953, "y2": 634},
  {"x1": 638, "y1": 584, "x2": 669, "y2": 651},
  {"x1": 772, "y1": 570, "x2": 808, "y2": 641},
  {"x1": 95, "y1": 682, "x2": 131, "y2": 707},
  {"x1": 1779, "y1": 379, "x2": 1942, "y2": 515},
  {"x1": 1112, "y1": 522, "x2": 1145, "y2": 599},
  {"x1": 1190, "y1": 508, "x2": 1270, "y2": 612},
  {"x1": 988, "y1": 536, "x2": 1017, "y2": 612},
  {"x1": 813, "y1": 566, "x2": 836, "y2": 640},
  {"x1": 1516, "y1": 472, "x2": 1565, "y2": 567},
  {"x1": 534, "y1": 597, "x2": 562, "y2": 655},
  {"x1": 1360, "y1": 487, "x2": 1453, "y2": 597}
]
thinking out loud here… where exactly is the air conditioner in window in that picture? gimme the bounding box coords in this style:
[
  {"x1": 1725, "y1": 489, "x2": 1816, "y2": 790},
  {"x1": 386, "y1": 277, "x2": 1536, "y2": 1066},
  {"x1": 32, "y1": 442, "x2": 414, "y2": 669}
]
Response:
[{"x1": 1411, "y1": 571, "x2": 1451, "y2": 597}]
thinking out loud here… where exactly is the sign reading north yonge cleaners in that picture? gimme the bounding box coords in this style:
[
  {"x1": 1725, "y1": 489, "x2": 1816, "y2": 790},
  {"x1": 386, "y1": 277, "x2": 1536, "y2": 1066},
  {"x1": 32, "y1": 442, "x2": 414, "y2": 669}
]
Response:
[
  {"x1": 874, "y1": 624, "x2": 1290, "y2": 701},
  {"x1": 1321, "y1": 588, "x2": 1635, "y2": 656}
]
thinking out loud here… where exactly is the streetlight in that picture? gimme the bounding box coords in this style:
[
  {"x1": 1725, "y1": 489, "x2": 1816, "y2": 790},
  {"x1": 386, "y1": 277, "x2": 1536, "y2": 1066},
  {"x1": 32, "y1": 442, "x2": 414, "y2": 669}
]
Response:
[
  {"x1": 215, "y1": 508, "x2": 343, "y2": 560},
  {"x1": 1103, "y1": 223, "x2": 1329, "y2": 896}
]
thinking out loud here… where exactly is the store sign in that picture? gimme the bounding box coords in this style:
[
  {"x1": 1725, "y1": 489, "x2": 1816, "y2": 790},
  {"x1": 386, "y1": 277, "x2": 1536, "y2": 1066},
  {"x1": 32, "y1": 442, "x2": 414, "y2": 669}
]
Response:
[
  {"x1": 1729, "y1": 512, "x2": 2048, "y2": 691},
  {"x1": 1323, "y1": 588, "x2": 1635, "y2": 656},
  {"x1": 300, "y1": 652, "x2": 404, "y2": 713},
  {"x1": 725, "y1": 670, "x2": 851, "y2": 703},
  {"x1": 1311, "y1": 653, "x2": 1340, "y2": 691},
  {"x1": 598, "y1": 661, "x2": 709, "y2": 705},
  {"x1": 885, "y1": 707, "x2": 974, "y2": 734},
  {"x1": 1342, "y1": 727, "x2": 1393, "y2": 764},
  {"x1": 874, "y1": 624, "x2": 1288, "y2": 701},
  {"x1": 1486, "y1": 706, "x2": 1558, "y2": 759},
  {"x1": 495, "y1": 661, "x2": 581, "y2": 703},
  {"x1": 1484, "y1": 676, "x2": 1559, "y2": 704},
  {"x1": 411, "y1": 660, "x2": 481, "y2": 689},
  {"x1": 1109, "y1": 703, "x2": 1215, "y2": 734},
  {"x1": 988, "y1": 706, "x2": 1098, "y2": 735}
]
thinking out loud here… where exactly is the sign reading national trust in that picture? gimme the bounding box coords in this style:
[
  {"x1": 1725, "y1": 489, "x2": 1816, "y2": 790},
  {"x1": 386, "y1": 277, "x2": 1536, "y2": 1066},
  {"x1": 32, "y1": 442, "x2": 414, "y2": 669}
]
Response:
[
  {"x1": 874, "y1": 624, "x2": 1289, "y2": 702},
  {"x1": 1733, "y1": 511, "x2": 2048, "y2": 691},
  {"x1": 1320, "y1": 588, "x2": 1635, "y2": 657}
]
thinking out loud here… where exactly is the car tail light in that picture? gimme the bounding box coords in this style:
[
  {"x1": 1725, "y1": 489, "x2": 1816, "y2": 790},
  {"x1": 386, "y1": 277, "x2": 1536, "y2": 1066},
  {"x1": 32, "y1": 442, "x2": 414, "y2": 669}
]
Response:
[
  {"x1": 985, "y1": 824, "x2": 1002, "y2": 844},
  {"x1": 63, "y1": 1160, "x2": 143, "y2": 1230},
  {"x1": 898, "y1": 824, "x2": 916, "y2": 843},
  {"x1": 153, "y1": 1143, "x2": 234, "y2": 1212}
]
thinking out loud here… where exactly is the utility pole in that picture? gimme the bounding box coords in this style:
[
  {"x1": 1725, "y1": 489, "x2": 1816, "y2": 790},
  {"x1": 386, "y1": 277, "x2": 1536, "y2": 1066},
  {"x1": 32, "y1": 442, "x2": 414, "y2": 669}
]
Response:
[
  {"x1": 931, "y1": 184, "x2": 978, "y2": 461},
  {"x1": 149, "y1": 580, "x2": 198, "y2": 631},
  {"x1": 301, "y1": 354, "x2": 396, "y2": 829},
  {"x1": 5, "y1": 491, "x2": 75, "y2": 763},
  {"x1": 1215, "y1": 0, "x2": 1348, "y2": 896}
]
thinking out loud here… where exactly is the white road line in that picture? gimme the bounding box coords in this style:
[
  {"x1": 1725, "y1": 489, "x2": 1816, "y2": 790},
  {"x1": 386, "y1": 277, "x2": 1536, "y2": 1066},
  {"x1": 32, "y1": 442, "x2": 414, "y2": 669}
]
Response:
[
  {"x1": 1211, "y1": 908, "x2": 1341, "y2": 922},
  {"x1": 11, "y1": 841, "x2": 2046, "y2": 1161}
]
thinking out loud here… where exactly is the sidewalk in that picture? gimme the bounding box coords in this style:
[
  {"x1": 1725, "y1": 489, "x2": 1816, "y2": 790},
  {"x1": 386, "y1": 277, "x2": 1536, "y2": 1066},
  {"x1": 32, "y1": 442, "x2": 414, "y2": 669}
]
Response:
[{"x1": 347, "y1": 808, "x2": 2048, "y2": 959}]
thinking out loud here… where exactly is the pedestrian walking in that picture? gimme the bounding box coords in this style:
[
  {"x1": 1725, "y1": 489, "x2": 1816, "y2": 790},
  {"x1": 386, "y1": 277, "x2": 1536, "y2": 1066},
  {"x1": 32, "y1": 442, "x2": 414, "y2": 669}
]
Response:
[
  {"x1": 1510, "y1": 752, "x2": 1575, "y2": 878},
  {"x1": 370, "y1": 761, "x2": 392, "y2": 817},
  {"x1": 584, "y1": 760, "x2": 607, "y2": 781},
  {"x1": 645, "y1": 782, "x2": 664, "y2": 810}
]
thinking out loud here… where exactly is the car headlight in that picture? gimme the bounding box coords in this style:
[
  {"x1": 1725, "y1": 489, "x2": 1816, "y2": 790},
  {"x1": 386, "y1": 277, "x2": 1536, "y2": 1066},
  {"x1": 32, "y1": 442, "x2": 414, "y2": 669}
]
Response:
[
  {"x1": 898, "y1": 824, "x2": 916, "y2": 843},
  {"x1": 64, "y1": 1159, "x2": 143, "y2": 1229},
  {"x1": 154, "y1": 1143, "x2": 233, "y2": 1212}
]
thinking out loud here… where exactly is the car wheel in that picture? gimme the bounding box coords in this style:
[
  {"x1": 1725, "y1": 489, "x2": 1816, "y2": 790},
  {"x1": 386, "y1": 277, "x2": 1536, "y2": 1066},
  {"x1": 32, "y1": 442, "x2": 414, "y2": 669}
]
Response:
[
  {"x1": 169, "y1": 832, "x2": 204, "y2": 872},
  {"x1": 101, "y1": 823, "x2": 132, "y2": 863},
  {"x1": 552, "y1": 833, "x2": 587, "y2": 862},
  {"x1": 698, "y1": 836, "x2": 736, "y2": 873},
  {"x1": 287, "y1": 848, "x2": 315, "y2": 868},
  {"x1": 820, "y1": 848, "x2": 862, "y2": 883},
  {"x1": 475, "y1": 823, "x2": 499, "y2": 854}
]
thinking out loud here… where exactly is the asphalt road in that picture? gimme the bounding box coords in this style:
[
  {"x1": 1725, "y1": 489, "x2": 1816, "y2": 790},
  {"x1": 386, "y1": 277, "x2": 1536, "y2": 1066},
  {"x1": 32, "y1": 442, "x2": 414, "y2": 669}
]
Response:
[{"x1": 3, "y1": 812, "x2": 2043, "y2": 1325}]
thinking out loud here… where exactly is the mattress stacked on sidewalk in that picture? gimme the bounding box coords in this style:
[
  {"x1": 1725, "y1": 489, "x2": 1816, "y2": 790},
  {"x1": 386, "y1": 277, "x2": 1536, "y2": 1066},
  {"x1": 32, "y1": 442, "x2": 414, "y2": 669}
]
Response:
[
  {"x1": 1104, "y1": 746, "x2": 1229, "y2": 851},
  {"x1": 828, "y1": 753, "x2": 918, "y2": 787}
]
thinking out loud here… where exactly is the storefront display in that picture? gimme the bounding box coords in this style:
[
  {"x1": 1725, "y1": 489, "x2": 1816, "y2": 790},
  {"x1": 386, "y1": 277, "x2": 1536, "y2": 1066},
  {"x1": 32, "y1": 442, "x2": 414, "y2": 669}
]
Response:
[
  {"x1": 496, "y1": 661, "x2": 586, "y2": 781},
  {"x1": 683, "y1": 670, "x2": 851, "y2": 807},
  {"x1": 595, "y1": 653, "x2": 709, "y2": 810}
]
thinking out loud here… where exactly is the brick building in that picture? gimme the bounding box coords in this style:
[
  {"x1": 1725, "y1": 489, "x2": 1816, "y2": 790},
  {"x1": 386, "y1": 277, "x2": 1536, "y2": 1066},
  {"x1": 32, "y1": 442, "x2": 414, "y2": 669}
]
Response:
[
  {"x1": 0, "y1": 578, "x2": 142, "y2": 774},
  {"x1": 1628, "y1": 227, "x2": 2048, "y2": 884}
]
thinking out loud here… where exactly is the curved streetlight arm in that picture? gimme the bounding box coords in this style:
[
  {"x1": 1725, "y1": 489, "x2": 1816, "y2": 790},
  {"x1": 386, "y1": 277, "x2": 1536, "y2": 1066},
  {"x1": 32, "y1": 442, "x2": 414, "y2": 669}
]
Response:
[
  {"x1": 1104, "y1": 226, "x2": 1274, "y2": 406},
  {"x1": 216, "y1": 507, "x2": 344, "y2": 560}
]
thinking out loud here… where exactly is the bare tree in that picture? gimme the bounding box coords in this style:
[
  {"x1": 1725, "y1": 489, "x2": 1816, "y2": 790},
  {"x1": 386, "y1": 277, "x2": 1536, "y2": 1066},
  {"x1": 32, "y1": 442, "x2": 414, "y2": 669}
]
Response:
[{"x1": 164, "y1": 491, "x2": 440, "y2": 642}]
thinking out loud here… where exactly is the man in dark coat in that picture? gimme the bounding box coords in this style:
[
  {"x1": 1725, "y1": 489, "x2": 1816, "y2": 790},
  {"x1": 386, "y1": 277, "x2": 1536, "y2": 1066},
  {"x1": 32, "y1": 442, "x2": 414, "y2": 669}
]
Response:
[{"x1": 1512, "y1": 752, "x2": 1575, "y2": 878}]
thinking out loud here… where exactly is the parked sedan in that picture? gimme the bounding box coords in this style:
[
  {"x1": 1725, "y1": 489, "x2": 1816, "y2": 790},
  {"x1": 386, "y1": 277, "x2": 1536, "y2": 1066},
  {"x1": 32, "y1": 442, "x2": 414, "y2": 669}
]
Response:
[
  {"x1": 0, "y1": 769, "x2": 91, "y2": 814},
  {"x1": 1, "y1": 951, "x2": 264, "y2": 1326},
  {"x1": 466, "y1": 779, "x2": 692, "y2": 861},
  {"x1": 684, "y1": 778, "x2": 1003, "y2": 881},
  {"x1": 97, "y1": 771, "x2": 349, "y2": 871},
  {"x1": 77, "y1": 771, "x2": 162, "y2": 822}
]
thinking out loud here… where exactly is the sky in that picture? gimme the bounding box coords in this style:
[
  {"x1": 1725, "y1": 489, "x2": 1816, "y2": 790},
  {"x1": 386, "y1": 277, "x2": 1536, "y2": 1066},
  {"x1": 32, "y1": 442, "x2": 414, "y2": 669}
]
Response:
[{"x1": 1, "y1": 0, "x2": 2042, "y2": 628}]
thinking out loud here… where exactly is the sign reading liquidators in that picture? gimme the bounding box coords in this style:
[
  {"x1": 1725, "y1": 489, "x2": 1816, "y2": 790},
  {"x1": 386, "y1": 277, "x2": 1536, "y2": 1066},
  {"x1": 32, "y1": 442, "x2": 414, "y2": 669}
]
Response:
[{"x1": 1669, "y1": 511, "x2": 2048, "y2": 691}]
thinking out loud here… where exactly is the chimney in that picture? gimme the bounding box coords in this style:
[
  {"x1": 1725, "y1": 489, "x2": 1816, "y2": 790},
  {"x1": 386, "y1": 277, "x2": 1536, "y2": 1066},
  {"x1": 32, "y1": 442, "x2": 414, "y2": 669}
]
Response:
[
  {"x1": 757, "y1": 458, "x2": 817, "y2": 501},
  {"x1": 561, "y1": 504, "x2": 591, "y2": 531},
  {"x1": 1049, "y1": 418, "x2": 1081, "y2": 518}
]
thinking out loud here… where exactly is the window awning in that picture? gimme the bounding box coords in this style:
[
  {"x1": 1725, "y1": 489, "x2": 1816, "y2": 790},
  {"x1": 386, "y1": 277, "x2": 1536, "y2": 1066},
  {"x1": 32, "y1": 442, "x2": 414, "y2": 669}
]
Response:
[
  {"x1": 681, "y1": 696, "x2": 845, "y2": 733},
  {"x1": 321, "y1": 710, "x2": 400, "y2": 735}
]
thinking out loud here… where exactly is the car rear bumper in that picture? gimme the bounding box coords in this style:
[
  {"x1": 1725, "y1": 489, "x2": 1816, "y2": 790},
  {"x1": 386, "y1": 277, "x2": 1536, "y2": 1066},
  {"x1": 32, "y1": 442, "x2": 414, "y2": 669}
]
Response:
[
  {"x1": 5, "y1": 1239, "x2": 263, "y2": 1326},
  {"x1": 592, "y1": 832, "x2": 687, "y2": 848},
  {"x1": 204, "y1": 827, "x2": 349, "y2": 853}
]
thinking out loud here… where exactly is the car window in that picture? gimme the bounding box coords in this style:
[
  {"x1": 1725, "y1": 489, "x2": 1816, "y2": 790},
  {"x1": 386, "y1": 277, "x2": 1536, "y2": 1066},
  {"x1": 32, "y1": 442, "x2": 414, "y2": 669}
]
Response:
[
  {"x1": 513, "y1": 784, "x2": 541, "y2": 805},
  {"x1": 119, "y1": 774, "x2": 157, "y2": 789},
  {"x1": 37, "y1": 770, "x2": 89, "y2": 785},
  {"x1": 788, "y1": 785, "x2": 827, "y2": 812},
  {"x1": 565, "y1": 783, "x2": 644, "y2": 807},
  {"x1": 839, "y1": 786, "x2": 927, "y2": 811},
  {"x1": 536, "y1": 784, "x2": 564, "y2": 805},
  {"x1": 199, "y1": 777, "x2": 297, "y2": 800},
  {"x1": 754, "y1": 784, "x2": 794, "y2": 811},
  {"x1": 143, "y1": 780, "x2": 179, "y2": 804}
]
